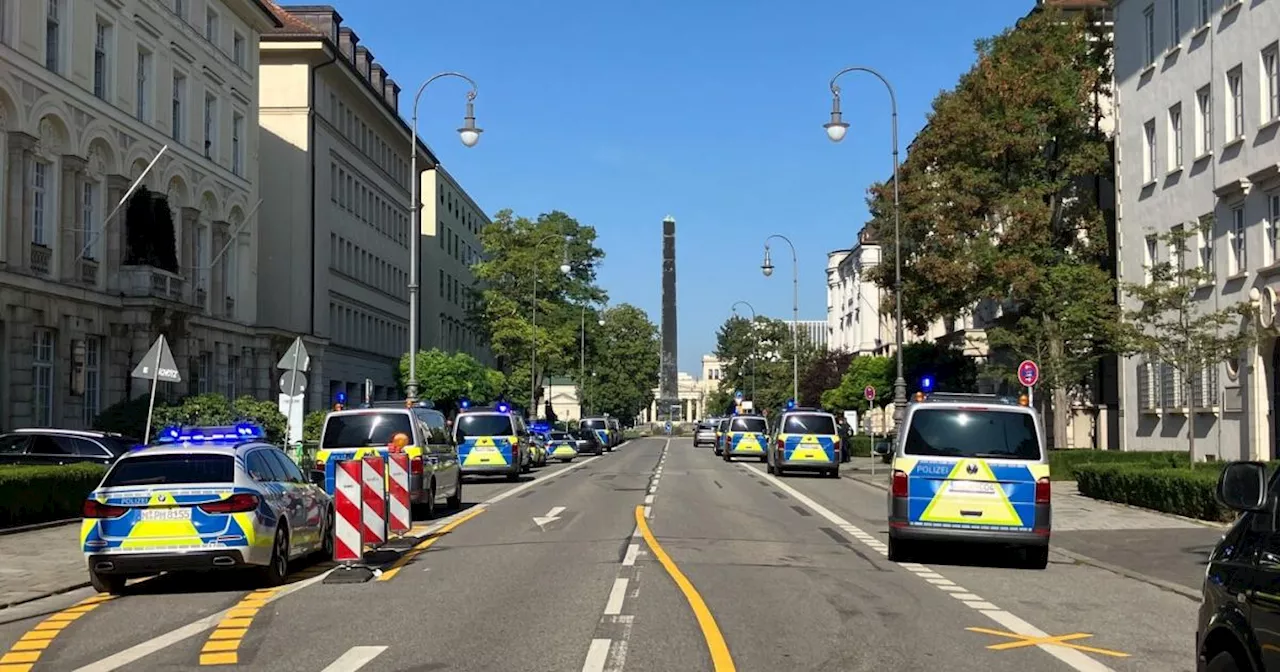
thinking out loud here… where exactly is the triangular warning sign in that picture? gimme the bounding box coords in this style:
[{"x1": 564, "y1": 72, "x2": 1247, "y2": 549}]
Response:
[{"x1": 131, "y1": 335, "x2": 182, "y2": 383}]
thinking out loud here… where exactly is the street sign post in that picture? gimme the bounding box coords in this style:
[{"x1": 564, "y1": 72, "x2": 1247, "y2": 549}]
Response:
[
  {"x1": 131, "y1": 335, "x2": 182, "y2": 441},
  {"x1": 864, "y1": 386, "x2": 876, "y2": 402},
  {"x1": 1018, "y1": 360, "x2": 1040, "y2": 406},
  {"x1": 276, "y1": 338, "x2": 311, "y2": 444}
]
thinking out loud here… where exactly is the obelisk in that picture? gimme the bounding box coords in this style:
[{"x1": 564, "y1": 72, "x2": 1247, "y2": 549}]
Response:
[{"x1": 659, "y1": 216, "x2": 679, "y2": 422}]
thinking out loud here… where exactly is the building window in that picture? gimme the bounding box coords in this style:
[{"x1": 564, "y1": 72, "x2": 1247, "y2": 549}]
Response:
[
  {"x1": 194, "y1": 226, "x2": 207, "y2": 294},
  {"x1": 204, "y1": 7, "x2": 218, "y2": 45},
  {"x1": 231, "y1": 112, "x2": 244, "y2": 176},
  {"x1": 33, "y1": 329, "x2": 54, "y2": 426},
  {"x1": 93, "y1": 20, "x2": 111, "y2": 99},
  {"x1": 1169, "y1": 0, "x2": 1180, "y2": 46},
  {"x1": 32, "y1": 162, "x2": 49, "y2": 246},
  {"x1": 1198, "y1": 0, "x2": 1210, "y2": 25},
  {"x1": 174, "y1": 0, "x2": 187, "y2": 20},
  {"x1": 226, "y1": 355, "x2": 238, "y2": 398},
  {"x1": 136, "y1": 48, "x2": 151, "y2": 121},
  {"x1": 0, "y1": 0, "x2": 8, "y2": 46},
  {"x1": 1197, "y1": 85, "x2": 1211, "y2": 156},
  {"x1": 44, "y1": 0, "x2": 61, "y2": 72},
  {"x1": 1270, "y1": 194, "x2": 1280, "y2": 265},
  {"x1": 1143, "y1": 4, "x2": 1155, "y2": 64},
  {"x1": 1168, "y1": 104, "x2": 1183, "y2": 170},
  {"x1": 1228, "y1": 66, "x2": 1244, "y2": 140},
  {"x1": 198, "y1": 352, "x2": 212, "y2": 394},
  {"x1": 1264, "y1": 46, "x2": 1279, "y2": 123},
  {"x1": 172, "y1": 73, "x2": 186, "y2": 141},
  {"x1": 233, "y1": 32, "x2": 246, "y2": 68},
  {"x1": 1200, "y1": 217, "x2": 1215, "y2": 276},
  {"x1": 1143, "y1": 119, "x2": 1157, "y2": 183},
  {"x1": 1230, "y1": 206, "x2": 1246, "y2": 274},
  {"x1": 84, "y1": 336, "x2": 101, "y2": 426},
  {"x1": 225, "y1": 238, "x2": 239, "y2": 307},
  {"x1": 1144, "y1": 234, "x2": 1158, "y2": 285},
  {"x1": 203, "y1": 93, "x2": 217, "y2": 159},
  {"x1": 82, "y1": 181, "x2": 98, "y2": 260}
]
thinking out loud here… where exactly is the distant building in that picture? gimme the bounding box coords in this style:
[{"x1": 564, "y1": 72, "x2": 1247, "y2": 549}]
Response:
[
  {"x1": 419, "y1": 166, "x2": 491, "y2": 366},
  {"x1": 540, "y1": 376, "x2": 580, "y2": 422}
]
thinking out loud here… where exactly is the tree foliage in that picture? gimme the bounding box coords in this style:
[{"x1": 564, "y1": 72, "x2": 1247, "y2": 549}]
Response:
[
  {"x1": 799, "y1": 349, "x2": 853, "y2": 408},
  {"x1": 582, "y1": 304, "x2": 660, "y2": 422},
  {"x1": 150, "y1": 394, "x2": 287, "y2": 443},
  {"x1": 711, "y1": 315, "x2": 818, "y2": 415},
  {"x1": 821, "y1": 356, "x2": 893, "y2": 412},
  {"x1": 397, "y1": 349, "x2": 503, "y2": 415},
  {"x1": 471, "y1": 209, "x2": 607, "y2": 410}
]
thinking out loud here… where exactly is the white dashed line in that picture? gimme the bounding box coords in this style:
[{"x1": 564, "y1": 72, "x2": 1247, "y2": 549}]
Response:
[
  {"x1": 622, "y1": 544, "x2": 640, "y2": 566},
  {"x1": 320, "y1": 646, "x2": 388, "y2": 672},
  {"x1": 738, "y1": 462, "x2": 1117, "y2": 672},
  {"x1": 582, "y1": 639, "x2": 611, "y2": 672},
  {"x1": 644, "y1": 494, "x2": 655, "y2": 504},
  {"x1": 604, "y1": 578, "x2": 629, "y2": 615}
]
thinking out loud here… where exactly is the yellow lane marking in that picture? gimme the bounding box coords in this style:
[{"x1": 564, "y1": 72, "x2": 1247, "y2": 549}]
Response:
[
  {"x1": 966, "y1": 627, "x2": 1130, "y2": 657},
  {"x1": 377, "y1": 508, "x2": 486, "y2": 582},
  {"x1": 198, "y1": 589, "x2": 279, "y2": 666},
  {"x1": 633, "y1": 506, "x2": 736, "y2": 672},
  {"x1": 0, "y1": 594, "x2": 117, "y2": 671}
]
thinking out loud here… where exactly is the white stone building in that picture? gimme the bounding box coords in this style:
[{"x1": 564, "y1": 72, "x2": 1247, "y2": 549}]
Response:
[
  {"x1": 0, "y1": 0, "x2": 280, "y2": 431},
  {"x1": 1116, "y1": 0, "x2": 1280, "y2": 459},
  {"x1": 419, "y1": 165, "x2": 490, "y2": 365}
]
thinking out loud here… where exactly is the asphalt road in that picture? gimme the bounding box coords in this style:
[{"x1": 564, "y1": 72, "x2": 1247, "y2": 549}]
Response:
[{"x1": 0, "y1": 437, "x2": 1199, "y2": 671}]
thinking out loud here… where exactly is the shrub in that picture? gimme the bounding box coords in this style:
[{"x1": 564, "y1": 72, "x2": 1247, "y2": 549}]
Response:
[
  {"x1": 1048, "y1": 449, "x2": 1187, "y2": 481},
  {"x1": 152, "y1": 394, "x2": 287, "y2": 443},
  {"x1": 92, "y1": 394, "x2": 153, "y2": 438},
  {"x1": 0, "y1": 464, "x2": 106, "y2": 528},
  {"x1": 303, "y1": 410, "x2": 328, "y2": 444},
  {"x1": 1073, "y1": 463, "x2": 1232, "y2": 522}
]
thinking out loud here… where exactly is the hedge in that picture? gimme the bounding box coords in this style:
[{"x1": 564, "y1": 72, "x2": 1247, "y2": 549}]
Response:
[
  {"x1": 1047, "y1": 449, "x2": 1186, "y2": 481},
  {"x1": 0, "y1": 464, "x2": 106, "y2": 528},
  {"x1": 1073, "y1": 463, "x2": 1232, "y2": 521}
]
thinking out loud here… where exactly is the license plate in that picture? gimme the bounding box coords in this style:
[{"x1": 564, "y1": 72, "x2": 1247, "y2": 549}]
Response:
[
  {"x1": 949, "y1": 481, "x2": 997, "y2": 495},
  {"x1": 139, "y1": 507, "x2": 191, "y2": 521},
  {"x1": 473, "y1": 445, "x2": 496, "y2": 452}
]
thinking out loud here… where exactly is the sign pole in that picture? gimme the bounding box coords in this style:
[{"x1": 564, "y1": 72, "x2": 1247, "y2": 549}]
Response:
[
  {"x1": 865, "y1": 385, "x2": 877, "y2": 478},
  {"x1": 143, "y1": 357, "x2": 161, "y2": 442},
  {"x1": 132, "y1": 335, "x2": 181, "y2": 442}
]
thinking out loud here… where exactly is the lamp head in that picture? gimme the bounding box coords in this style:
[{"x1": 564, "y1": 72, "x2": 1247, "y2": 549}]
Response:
[
  {"x1": 559, "y1": 262, "x2": 572, "y2": 274},
  {"x1": 825, "y1": 94, "x2": 849, "y2": 143},
  {"x1": 761, "y1": 247, "x2": 774, "y2": 277},
  {"x1": 458, "y1": 99, "x2": 482, "y2": 147}
]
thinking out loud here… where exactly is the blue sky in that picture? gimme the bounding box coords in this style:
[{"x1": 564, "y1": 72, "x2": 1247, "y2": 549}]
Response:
[{"x1": 324, "y1": 0, "x2": 1034, "y2": 374}]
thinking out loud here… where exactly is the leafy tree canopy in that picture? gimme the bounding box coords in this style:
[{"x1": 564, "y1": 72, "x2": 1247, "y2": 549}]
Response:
[
  {"x1": 582, "y1": 303, "x2": 660, "y2": 422},
  {"x1": 711, "y1": 315, "x2": 819, "y2": 415},
  {"x1": 822, "y1": 355, "x2": 892, "y2": 412},
  {"x1": 800, "y1": 349, "x2": 853, "y2": 408},
  {"x1": 397, "y1": 348, "x2": 503, "y2": 415},
  {"x1": 151, "y1": 394, "x2": 287, "y2": 443}
]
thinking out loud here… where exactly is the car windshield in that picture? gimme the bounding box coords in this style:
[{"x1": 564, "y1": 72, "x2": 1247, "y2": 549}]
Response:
[
  {"x1": 104, "y1": 454, "x2": 235, "y2": 486},
  {"x1": 582, "y1": 419, "x2": 607, "y2": 430},
  {"x1": 455, "y1": 414, "x2": 515, "y2": 439},
  {"x1": 731, "y1": 417, "x2": 768, "y2": 433},
  {"x1": 782, "y1": 414, "x2": 836, "y2": 435},
  {"x1": 903, "y1": 408, "x2": 1041, "y2": 460},
  {"x1": 322, "y1": 412, "x2": 414, "y2": 449}
]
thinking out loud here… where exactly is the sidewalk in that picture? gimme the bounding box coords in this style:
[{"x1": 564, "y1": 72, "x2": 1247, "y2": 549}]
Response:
[
  {"x1": 842, "y1": 458, "x2": 1224, "y2": 594},
  {"x1": 0, "y1": 522, "x2": 86, "y2": 608}
]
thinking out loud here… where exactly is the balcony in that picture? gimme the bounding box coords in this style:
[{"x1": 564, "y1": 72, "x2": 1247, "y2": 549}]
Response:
[
  {"x1": 119, "y1": 265, "x2": 185, "y2": 302},
  {"x1": 195, "y1": 287, "x2": 207, "y2": 307},
  {"x1": 78, "y1": 258, "x2": 99, "y2": 285},
  {"x1": 224, "y1": 296, "x2": 236, "y2": 317},
  {"x1": 29, "y1": 244, "x2": 51, "y2": 276}
]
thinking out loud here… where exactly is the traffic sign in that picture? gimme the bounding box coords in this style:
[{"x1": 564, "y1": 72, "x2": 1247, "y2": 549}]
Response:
[
  {"x1": 864, "y1": 386, "x2": 876, "y2": 402},
  {"x1": 1018, "y1": 360, "x2": 1040, "y2": 387},
  {"x1": 734, "y1": 390, "x2": 744, "y2": 400},
  {"x1": 279, "y1": 370, "x2": 308, "y2": 396},
  {"x1": 276, "y1": 337, "x2": 311, "y2": 371},
  {"x1": 132, "y1": 335, "x2": 182, "y2": 383}
]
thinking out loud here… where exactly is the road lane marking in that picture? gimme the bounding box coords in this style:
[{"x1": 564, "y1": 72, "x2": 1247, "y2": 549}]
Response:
[
  {"x1": 604, "y1": 579, "x2": 629, "y2": 615},
  {"x1": 197, "y1": 588, "x2": 278, "y2": 665},
  {"x1": 582, "y1": 639, "x2": 612, "y2": 672},
  {"x1": 634, "y1": 505, "x2": 735, "y2": 672},
  {"x1": 484, "y1": 454, "x2": 602, "y2": 505},
  {"x1": 643, "y1": 494, "x2": 655, "y2": 504},
  {"x1": 622, "y1": 544, "x2": 640, "y2": 566},
  {"x1": 0, "y1": 595, "x2": 115, "y2": 671},
  {"x1": 377, "y1": 508, "x2": 485, "y2": 581},
  {"x1": 320, "y1": 645, "x2": 388, "y2": 671},
  {"x1": 739, "y1": 462, "x2": 1118, "y2": 672},
  {"x1": 966, "y1": 627, "x2": 1130, "y2": 658}
]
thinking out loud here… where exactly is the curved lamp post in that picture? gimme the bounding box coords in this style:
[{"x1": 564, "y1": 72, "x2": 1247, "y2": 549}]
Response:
[
  {"x1": 529, "y1": 231, "x2": 570, "y2": 418},
  {"x1": 406, "y1": 72, "x2": 483, "y2": 401},
  {"x1": 580, "y1": 302, "x2": 606, "y2": 416},
  {"x1": 825, "y1": 65, "x2": 905, "y2": 430},
  {"x1": 731, "y1": 300, "x2": 758, "y2": 401},
  {"x1": 761, "y1": 235, "x2": 799, "y2": 403}
]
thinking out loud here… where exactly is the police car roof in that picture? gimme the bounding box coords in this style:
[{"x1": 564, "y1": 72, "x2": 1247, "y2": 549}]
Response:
[
  {"x1": 460, "y1": 406, "x2": 511, "y2": 414},
  {"x1": 781, "y1": 407, "x2": 828, "y2": 414},
  {"x1": 912, "y1": 392, "x2": 1028, "y2": 409},
  {"x1": 126, "y1": 441, "x2": 264, "y2": 457}
]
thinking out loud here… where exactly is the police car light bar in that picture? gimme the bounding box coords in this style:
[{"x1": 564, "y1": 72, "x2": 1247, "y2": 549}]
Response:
[
  {"x1": 496, "y1": 402, "x2": 510, "y2": 413},
  {"x1": 156, "y1": 423, "x2": 265, "y2": 444}
]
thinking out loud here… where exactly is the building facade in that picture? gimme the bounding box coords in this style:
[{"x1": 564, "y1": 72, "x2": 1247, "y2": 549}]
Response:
[
  {"x1": 0, "y1": 0, "x2": 280, "y2": 431},
  {"x1": 257, "y1": 4, "x2": 436, "y2": 408},
  {"x1": 1116, "y1": 0, "x2": 1280, "y2": 459},
  {"x1": 827, "y1": 228, "x2": 890, "y2": 355},
  {"x1": 419, "y1": 166, "x2": 490, "y2": 365}
]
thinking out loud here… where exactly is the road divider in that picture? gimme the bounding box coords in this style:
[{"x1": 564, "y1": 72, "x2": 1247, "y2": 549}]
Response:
[
  {"x1": 0, "y1": 594, "x2": 115, "y2": 671},
  {"x1": 198, "y1": 588, "x2": 278, "y2": 665},
  {"x1": 377, "y1": 508, "x2": 485, "y2": 582}
]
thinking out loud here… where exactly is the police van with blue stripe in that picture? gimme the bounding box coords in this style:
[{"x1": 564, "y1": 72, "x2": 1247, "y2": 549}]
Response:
[
  {"x1": 766, "y1": 404, "x2": 842, "y2": 478},
  {"x1": 878, "y1": 392, "x2": 1051, "y2": 569}
]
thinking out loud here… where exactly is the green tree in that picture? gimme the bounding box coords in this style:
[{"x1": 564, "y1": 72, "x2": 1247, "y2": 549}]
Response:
[
  {"x1": 150, "y1": 394, "x2": 287, "y2": 443},
  {"x1": 397, "y1": 349, "x2": 501, "y2": 414},
  {"x1": 901, "y1": 342, "x2": 979, "y2": 395},
  {"x1": 821, "y1": 356, "x2": 893, "y2": 412},
  {"x1": 799, "y1": 349, "x2": 853, "y2": 407},
  {"x1": 303, "y1": 409, "x2": 328, "y2": 444},
  {"x1": 471, "y1": 210, "x2": 607, "y2": 410},
  {"x1": 583, "y1": 304, "x2": 659, "y2": 422},
  {"x1": 866, "y1": 7, "x2": 1116, "y2": 444},
  {"x1": 713, "y1": 315, "x2": 818, "y2": 414},
  {"x1": 1119, "y1": 226, "x2": 1256, "y2": 464}
]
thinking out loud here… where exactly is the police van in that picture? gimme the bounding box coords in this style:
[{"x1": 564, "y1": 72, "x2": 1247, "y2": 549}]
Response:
[
  {"x1": 767, "y1": 405, "x2": 842, "y2": 478},
  {"x1": 455, "y1": 402, "x2": 530, "y2": 481},
  {"x1": 722, "y1": 413, "x2": 769, "y2": 462},
  {"x1": 580, "y1": 418, "x2": 613, "y2": 453},
  {"x1": 878, "y1": 392, "x2": 1050, "y2": 569}
]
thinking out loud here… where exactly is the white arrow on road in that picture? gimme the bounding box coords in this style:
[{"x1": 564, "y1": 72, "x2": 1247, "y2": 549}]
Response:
[{"x1": 533, "y1": 506, "x2": 566, "y2": 529}]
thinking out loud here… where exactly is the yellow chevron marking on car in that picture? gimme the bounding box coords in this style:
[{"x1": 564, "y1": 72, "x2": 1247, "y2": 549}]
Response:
[
  {"x1": 552, "y1": 446, "x2": 577, "y2": 456},
  {"x1": 1027, "y1": 463, "x2": 1051, "y2": 480},
  {"x1": 919, "y1": 459, "x2": 1023, "y2": 527},
  {"x1": 462, "y1": 436, "x2": 510, "y2": 467},
  {"x1": 787, "y1": 434, "x2": 831, "y2": 462},
  {"x1": 0, "y1": 594, "x2": 116, "y2": 670},
  {"x1": 732, "y1": 434, "x2": 763, "y2": 452}
]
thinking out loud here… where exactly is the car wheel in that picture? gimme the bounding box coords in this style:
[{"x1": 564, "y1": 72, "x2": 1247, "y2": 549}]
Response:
[
  {"x1": 89, "y1": 569, "x2": 127, "y2": 595},
  {"x1": 425, "y1": 481, "x2": 438, "y2": 519},
  {"x1": 320, "y1": 506, "x2": 335, "y2": 558},
  {"x1": 447, "y1": 476, "x2": 462, "y2": 509},
  {"x1": 1206, "y1": 651, "x2": 1242, "y2": 672},
  {"x1": 261, "y1": 526, "x2": 290, "y2": 586},
  {"x1": 887, "y1": 536, "x2": 911, "y2": 563},
  {"x1": 760, "y1": 456, "x2": 767, "y2": 463},
  {"x1": 1023, "y1": 546, "x2": 1049, "y2": 570}
]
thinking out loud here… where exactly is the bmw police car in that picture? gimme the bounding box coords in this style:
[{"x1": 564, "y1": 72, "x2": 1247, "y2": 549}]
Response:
[
  {"x1": 81, "y1": 425, "x2": 332, "y2": 595},
  {"x1": 544, "y1": 430, "x2": 580, "y2": 462},
  {"x1": 880, "y1": 392, "x2": 1051, "y2": 569}
]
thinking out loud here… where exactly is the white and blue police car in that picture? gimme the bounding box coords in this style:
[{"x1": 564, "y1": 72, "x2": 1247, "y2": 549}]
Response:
[{"x1": 80, "y1": 424, "x2": 332, "y2": 594}]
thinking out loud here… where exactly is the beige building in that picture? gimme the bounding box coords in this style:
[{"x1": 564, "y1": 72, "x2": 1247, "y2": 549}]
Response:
[
  {"x1": 419, "y1": 165, "x2": 490, "y2": 365},
  {"x1": 257, "y1": 4, "x2": 436, "y2": 407},
  {"x1": 541, "y1": 376, "x2": 581, "y2": 422},
  {"x1": 0, "y1": 0, "x2": 280, "y2": 431}
]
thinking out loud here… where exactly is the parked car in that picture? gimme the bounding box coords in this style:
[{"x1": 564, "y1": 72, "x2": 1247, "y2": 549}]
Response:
[
  {"x1": 0, "y1": 429, "x2": 141, "y2": 467},
  {"x1": 694, "y1": 420, "x2": 719, "y2": 447}
]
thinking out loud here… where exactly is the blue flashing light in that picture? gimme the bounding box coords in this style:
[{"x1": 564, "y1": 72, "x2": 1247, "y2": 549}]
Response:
[
  {"x1": 155, "y1": 423, "x2": 265, "y2": 444},
  {"x1": 496, "y1": 402, "x2": 510, "y2": 413},
  {"x1": 920, "y1": 376, "x2": 934, "y2": 393},
  {"x1": 786, "y1": 398, "x2": 796, "y2": 410},
  {"x1": 460, "y1": 398, "x2": 471, "y2": 410},
  {"x1": 335, "y1": 391, "x2": 347, "y2": 404}
]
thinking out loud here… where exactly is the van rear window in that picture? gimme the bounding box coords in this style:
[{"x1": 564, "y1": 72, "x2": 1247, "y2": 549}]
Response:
[
  {"x1": 105, "y1": 454, "x2": 234, "y2": 486},
  {"x1": 904, "y1": 409, "x2": 1041, "y2": 460},
  {"x1": 322, "y1": 413, "x2": 414, "y2": 449},
  {"x1": 731, "y1": 417, "x2": 768, "y2": 433},
  {"x1": 782, "y1": 414, "x2": 836, "y2": 435},
  {"x1": 456, "y1": 414, "x2": 515, "y2": 439},
  {"x1": 582, "y1": 419, "x2": 607, "y2": 430}
]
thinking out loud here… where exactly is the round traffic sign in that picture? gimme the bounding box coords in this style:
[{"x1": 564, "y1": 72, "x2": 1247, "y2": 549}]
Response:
[
  {"x1": 1018, "y1": 360, "x2": 1040, "y2": 387},
  {"x1": 734, "y1": 390, "x2": 744, "y2": 400},
  {"x1": 864, "y1": 386, "x2": 876, "y2": 401}
]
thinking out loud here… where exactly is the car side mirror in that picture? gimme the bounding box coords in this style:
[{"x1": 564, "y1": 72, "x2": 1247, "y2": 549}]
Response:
[
  {"x1": 1218, "y1": 461, "x2": 1270, "y2": 512},
  {"x1": 873, "y1": 442, "x2": 891, "y2": 456}
]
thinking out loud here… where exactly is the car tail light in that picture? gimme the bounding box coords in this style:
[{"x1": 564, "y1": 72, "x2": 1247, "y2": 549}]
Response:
[
  {"x1": 410, "y1": 455, "x2": 424, "y2": 476},
  {"x1": 1035, "y1": 477, "x2": 1051, "y2": 504},
  {"x1": 82, "y1": 499, "x2": 128, "y2": 519},
  {"x1": 314, "y1": 459, "x2": 324, "y2": 472},
  {"x1": 198, "y1": 494, "x2": 260, "y2": 515},
  {"x1": 776, "y1": 438, "x2": 785, "y2": 451},
  {"x1": 891, "y1": 470, "x2": 908, "y2": 498}
]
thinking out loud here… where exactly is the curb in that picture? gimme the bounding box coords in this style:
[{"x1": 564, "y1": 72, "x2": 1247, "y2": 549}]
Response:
[
  {"x1": 0, "y1": 581, "x2": 90, "y2": 611},
  {"x1": 1050, "y1": 545, "x2": 1203, "y2": 601},
  {"x1": 0, "y1": 518, "x2": 79, "y2": 536}
]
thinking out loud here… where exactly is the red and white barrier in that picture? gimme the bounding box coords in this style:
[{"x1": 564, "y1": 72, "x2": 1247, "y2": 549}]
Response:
[
  {"x1": 360, "y1": 455, "x2": 388, "y2": 546},
  {"x1": 387, "y1": 453, "x2": 411, "y2": 535},
  {"x1": 333, "y1": 459, "x2": 363, "y2": 563}
]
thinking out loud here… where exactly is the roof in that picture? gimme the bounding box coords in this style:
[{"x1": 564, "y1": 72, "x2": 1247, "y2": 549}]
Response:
[{"x1": 261, "y1": 0, "x2": 316, "y2": 34}]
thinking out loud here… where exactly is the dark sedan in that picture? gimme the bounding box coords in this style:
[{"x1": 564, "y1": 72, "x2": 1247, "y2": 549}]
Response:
[{"x1": 0, "y1": 429, "x2": 140, "y2": 466}]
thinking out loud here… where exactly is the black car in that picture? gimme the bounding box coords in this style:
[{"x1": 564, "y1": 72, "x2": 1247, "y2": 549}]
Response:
[
  {"x1": 1198, "y1": 461, "x2": 1280, "y2": 671},
  {"x1": 573, "y1": 429, "x2": 603, "y2": 456},
  {"x1": 0, "y1": 429, "x2": 141, "y2": 466}
]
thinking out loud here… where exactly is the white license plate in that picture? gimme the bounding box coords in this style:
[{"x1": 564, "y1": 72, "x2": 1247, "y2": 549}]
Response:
[
  {"x1": 472, "y1": 445, "x2": 496, "y2": 453},
  {"x1": 139, "y1": 507, "x2": 191, "y2": 521},
  {"x1": 949, "y1": 481, "x2": 997, "y2": 495}
]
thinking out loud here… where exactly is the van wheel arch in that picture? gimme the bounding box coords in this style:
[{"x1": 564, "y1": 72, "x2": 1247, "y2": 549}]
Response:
[{"x1": 1202, "y1": 627, "x2": 1254, "y2": 672}]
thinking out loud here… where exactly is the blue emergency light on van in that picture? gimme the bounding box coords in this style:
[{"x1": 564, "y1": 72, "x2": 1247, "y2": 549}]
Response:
[
  {"x1": 460, "y1": 399, "x2": 471, "y2": 409},
  {"x1": 154, "y1": 423, "x2": 265, "y2": 444},
  {"x1": 921, "y1": 376, "x2": 934, "y2": 393},
  {"x1": 496, "y1": 402, "x2": 510, "y2": 413}
]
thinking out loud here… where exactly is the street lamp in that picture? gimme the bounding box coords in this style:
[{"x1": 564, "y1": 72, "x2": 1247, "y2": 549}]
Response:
[
  {"x1": 826, "y1": 65, "x2": 905, "y2": 431},
  {"x1": 761, "y1": 235, "x2": 799, "y2": 403},
  {"x1": 579, "y1": 302, "x2": 605, "y2": 419},
  {"x1": 406, "y1": 72, "x2": 482, "y2": 401},
  {"x1": 530, "y1": 231, "x2": 569, "y2": 418},
  {"x1": 731, "y1": 300, "x2": 758, "y2": 401}
]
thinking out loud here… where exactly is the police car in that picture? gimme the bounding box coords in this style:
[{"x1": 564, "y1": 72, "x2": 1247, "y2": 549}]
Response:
[
  {"x1": 767, "y1": 404, "x2": 842, "y2": 478},
  {"x1": 580, "y1": 418, "x2": 614, "y2": 453},
  {"x1": 454, "y1": 402, "x2": 530, "y2": 480},
  {"x1": 722, "y1": 413, "x2": 769, "y2": 462},
  {"x1": 80, "y1": 425, "x2": 332, "y2": 595},
  {"x1": 879, "y1": 392, "x2": 1051, "y2": 569}
]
